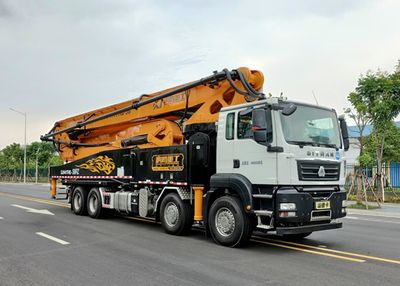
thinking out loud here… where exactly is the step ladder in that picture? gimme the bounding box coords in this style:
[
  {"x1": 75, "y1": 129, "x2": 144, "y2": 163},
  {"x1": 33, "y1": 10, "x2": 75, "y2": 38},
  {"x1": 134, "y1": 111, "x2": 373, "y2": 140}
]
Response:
[
  {"x1": 54, "y1": 186, "x2": 69, "y2": 200},
  {"x1": 252, "y1": 193, "x2": 274, "y2": 230}
]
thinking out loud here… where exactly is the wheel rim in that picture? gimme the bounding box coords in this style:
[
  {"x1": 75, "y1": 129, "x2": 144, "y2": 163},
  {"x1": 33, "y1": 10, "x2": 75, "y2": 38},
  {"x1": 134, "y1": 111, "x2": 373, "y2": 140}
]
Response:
[
  {"x1": 74, "y1": 192, "x2": 82, "y2": 210},
  {"x1": 89, "y1": 194, "x2": 97, "y2": 214},
  {"x1": 164, "y1": 202, "x2": 179, "y2": 227},
  {"x1": 215, "y1": 207, "x2": 236, "y2": 237}
]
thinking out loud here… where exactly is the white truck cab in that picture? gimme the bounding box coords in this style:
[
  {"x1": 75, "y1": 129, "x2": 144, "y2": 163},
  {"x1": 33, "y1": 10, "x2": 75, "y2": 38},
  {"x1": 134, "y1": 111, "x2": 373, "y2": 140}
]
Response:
[{"x1": 214, "y1": 97, "x2": 347, "y2": 236}]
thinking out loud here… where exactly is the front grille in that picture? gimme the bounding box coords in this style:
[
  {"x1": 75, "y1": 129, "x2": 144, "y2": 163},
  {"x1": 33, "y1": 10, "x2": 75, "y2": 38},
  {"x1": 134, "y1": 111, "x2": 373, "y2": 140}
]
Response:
[
  {"x1": 311, "y1": 210, "x2": 332, "y2": 221},
  {"x1": 297, "y1": 160, "x2": 340, "y2": 181},
  {"x1": 298, "y1": 186, "x2": 339, "y2": 199},
  {"x1": 303, "y1": 190, "x2": 333, "y2": 199}
]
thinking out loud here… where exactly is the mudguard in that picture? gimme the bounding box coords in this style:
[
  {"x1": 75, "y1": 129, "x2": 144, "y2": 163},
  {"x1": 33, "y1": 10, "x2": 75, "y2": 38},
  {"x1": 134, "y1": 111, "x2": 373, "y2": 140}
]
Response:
[{"x1": 204, "y1": 173, "x2": 253, "y2": 224}]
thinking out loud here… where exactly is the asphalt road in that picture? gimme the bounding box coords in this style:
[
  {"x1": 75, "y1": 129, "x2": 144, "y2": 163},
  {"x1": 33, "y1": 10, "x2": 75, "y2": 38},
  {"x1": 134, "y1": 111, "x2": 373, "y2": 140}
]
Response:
[{"x1": 0, "y1": 183, "x2": 399, "y2": 286}]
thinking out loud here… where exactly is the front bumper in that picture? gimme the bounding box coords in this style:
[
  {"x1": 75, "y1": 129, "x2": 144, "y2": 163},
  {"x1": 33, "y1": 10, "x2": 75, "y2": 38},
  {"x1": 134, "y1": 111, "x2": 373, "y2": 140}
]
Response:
[
  {"x1": 276, "y1": 222, "x2": 342, "y2": 235},
  {"x1": 275, "y1": 187, "x2": 346, "y2": 224}
]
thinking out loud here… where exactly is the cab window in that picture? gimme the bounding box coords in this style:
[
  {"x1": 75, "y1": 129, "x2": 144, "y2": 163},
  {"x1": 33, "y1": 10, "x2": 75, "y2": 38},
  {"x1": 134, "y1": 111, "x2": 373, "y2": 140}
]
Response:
[
  {"x1": 238, "y1": 110, "x2": 253, "y2": 139},
  {"x1": 225, "y1": 113, "x2": 235, "y2": 140},
  {"x1": 237, "y1": 108, "x2": 273, "y2": 142}
]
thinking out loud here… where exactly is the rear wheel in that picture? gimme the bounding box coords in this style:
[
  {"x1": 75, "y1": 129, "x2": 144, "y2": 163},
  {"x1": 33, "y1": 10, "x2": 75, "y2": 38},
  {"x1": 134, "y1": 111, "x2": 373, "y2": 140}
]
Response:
[
  {"x1": 71, "y1": 186, "x2": 88, "y2": 215},
  {"x1": 208, "y1": 196, "x2": 253, "y2": 247},
  {"x1": 160, "y1": 193, "x2": 193, "y2": 235},
  {"x1": 87, "y1": 187, "x2": 103, "y2": 219}
]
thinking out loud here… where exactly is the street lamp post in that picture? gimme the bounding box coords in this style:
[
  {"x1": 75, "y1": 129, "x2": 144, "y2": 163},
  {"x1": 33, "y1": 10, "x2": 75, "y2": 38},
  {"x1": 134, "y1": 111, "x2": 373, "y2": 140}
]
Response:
[
  {"x1": 10, "y1": 108, "x2": 27, "y2": 184},
  {"x1": 35, "y1": 147, "x2": 41, "y2": 184}
]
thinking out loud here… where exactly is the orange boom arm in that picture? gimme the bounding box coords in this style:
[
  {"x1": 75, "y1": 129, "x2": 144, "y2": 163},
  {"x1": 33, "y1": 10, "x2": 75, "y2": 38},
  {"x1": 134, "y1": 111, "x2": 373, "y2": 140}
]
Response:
[{"x1": 41, "y1": 67, "x2": 264, "y2": 162}]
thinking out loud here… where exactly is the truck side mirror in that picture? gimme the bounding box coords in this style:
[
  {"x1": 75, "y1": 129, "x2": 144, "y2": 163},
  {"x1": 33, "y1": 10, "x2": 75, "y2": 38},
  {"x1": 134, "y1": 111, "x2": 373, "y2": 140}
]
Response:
[
  {"x1": 282, "y1": 104, "x2": 297, "y2": 116},
  {"x1": 252, "y1": 109, "x2": 267, "y2": 143},
  {"x1": 339, "y1": 117, "x2": 349, "y2": 151}
]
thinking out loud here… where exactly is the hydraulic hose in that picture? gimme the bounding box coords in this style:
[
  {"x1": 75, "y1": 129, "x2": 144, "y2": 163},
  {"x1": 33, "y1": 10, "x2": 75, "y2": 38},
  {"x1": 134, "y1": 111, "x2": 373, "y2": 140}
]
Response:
[
  {"x1": 42, "y1": 137, "x2": 111, "y2": 148},
  {"x1": 237, "y1": 69, "x2": 264, "y2": 99},
  {"x1": 223, "y1": 68, "x2": 264, "y2": 100},
  {"x1": 223, "y1": 69, "x2": 250, "y2": 96}
]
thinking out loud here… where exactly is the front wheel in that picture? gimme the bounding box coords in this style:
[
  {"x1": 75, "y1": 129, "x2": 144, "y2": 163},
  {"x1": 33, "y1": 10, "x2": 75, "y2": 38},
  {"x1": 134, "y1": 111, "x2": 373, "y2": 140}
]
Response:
[{"x1": 208, "y1": 196, "x2": 253, "y2": 247}]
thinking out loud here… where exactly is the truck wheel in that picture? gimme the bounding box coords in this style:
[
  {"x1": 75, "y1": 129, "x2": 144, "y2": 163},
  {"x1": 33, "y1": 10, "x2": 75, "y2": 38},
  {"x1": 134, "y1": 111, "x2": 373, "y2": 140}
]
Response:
[
  {"x1": 71, "y1": 186, "x2": 88, "y2": 216},
  {"x1": 87, "y1": 188, "x2": 103, "y2": 219},
  {"x1": 208, "y1": 196, "x2": 253, "y2": 247},
  {"x1": 281, "y1": 232, "x2": 312, "y2": 240},
  {"x1": 160, "y1": 193, "x2": 193, "y2": 235}
]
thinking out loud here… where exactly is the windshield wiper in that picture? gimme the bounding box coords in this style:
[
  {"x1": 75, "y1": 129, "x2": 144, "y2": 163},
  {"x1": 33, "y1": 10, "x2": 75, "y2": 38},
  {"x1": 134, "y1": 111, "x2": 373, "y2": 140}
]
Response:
[
  {"x1": 287, "y1": 140, "x2": 317, "y2": 147},
  {"x1": 317, "y1": 143, "x2": 338, "y2": 149}
]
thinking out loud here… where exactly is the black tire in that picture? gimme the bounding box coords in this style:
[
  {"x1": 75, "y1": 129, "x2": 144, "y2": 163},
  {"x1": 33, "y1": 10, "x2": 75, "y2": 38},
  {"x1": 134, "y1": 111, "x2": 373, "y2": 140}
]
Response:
[
  {"x1": 208, "y1": 196, "x2": 253, "y2": 247},
  {"x1": 281, "y1": 232, "x2": 312, "y2": 241},
  {"x1": 160, "y1": 193, "x2": 193, "y2": 235},
  {"x1": 87, "y1": 187, "x2": 104, "y2": 219},
  {"x1": 71, "y1": 186, "x2": 88, "y2": 216}
]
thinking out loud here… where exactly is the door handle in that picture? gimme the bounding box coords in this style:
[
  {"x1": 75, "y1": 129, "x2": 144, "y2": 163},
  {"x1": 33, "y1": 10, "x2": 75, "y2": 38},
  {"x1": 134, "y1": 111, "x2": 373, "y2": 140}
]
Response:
[{"x1": 267, "y1": 145, "x2": 284, "y2": 153}]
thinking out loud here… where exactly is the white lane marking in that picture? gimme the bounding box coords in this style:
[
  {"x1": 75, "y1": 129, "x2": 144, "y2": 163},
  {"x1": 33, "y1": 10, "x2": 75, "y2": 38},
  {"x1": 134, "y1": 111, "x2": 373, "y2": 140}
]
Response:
[
  {"x1": 36, "y1": 232, "x2": 70, "y2": 245},
  {"x1": 0, "y1": 217, "x2": 3, "y2": 220},
  {"x1": 345, "y1": 216, "x2": 400, "y2": 225},
  {"x1": 11, "y1": 204, "x2": 54, "y2": 215}
]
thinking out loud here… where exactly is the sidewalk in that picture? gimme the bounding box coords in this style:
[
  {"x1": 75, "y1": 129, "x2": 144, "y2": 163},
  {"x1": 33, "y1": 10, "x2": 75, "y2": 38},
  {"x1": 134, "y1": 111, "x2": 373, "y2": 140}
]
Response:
[{"x1": 345, "y1": 200, "x2": 400, "y2": 218}]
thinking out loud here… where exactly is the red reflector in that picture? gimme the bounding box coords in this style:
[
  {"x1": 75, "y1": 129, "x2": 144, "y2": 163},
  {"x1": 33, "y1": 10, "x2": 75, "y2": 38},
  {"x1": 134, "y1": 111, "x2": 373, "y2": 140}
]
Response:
[{"x1": 279, "y1": 211, "x2": 289, "y2": 217}]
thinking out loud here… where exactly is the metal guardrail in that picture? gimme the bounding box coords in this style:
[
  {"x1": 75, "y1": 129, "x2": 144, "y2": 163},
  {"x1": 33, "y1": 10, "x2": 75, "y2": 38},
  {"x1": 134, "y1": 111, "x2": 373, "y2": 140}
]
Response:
[{"x1": 0, "y1": 168, "x2": 50, "y2": 183}]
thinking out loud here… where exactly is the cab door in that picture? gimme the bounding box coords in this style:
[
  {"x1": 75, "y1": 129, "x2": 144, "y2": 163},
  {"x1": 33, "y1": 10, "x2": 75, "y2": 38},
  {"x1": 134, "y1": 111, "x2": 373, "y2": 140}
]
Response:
[
  {"x1": 216, "y1": 111, "x2": 236, "y2": 173},
  {"x1": 217, "y1": 107, "x2": 278, "y2": 185}
]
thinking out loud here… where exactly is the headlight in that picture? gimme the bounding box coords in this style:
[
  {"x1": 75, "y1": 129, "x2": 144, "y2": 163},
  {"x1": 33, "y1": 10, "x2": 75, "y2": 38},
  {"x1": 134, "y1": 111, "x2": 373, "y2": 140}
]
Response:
[{"x1": 280, "y1": 203, "x2": 296, "y2": 210}]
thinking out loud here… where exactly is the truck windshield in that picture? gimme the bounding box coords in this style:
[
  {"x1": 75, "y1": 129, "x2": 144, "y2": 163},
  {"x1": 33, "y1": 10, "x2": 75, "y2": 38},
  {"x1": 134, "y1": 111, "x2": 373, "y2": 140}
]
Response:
[{"x1": 280, "y1": 104, "x2": 341, "y2": 148}]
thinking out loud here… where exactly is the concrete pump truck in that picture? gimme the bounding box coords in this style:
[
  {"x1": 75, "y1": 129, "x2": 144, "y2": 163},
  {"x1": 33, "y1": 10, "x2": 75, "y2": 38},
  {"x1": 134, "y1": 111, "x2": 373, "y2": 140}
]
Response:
[{"x1": 41, "y1": 67, "x2": 349, "y2": 247}]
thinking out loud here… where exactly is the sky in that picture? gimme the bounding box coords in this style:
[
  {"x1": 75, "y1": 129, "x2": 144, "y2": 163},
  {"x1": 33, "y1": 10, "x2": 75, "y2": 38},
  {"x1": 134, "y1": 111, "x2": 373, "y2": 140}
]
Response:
[{"x1": 1, "y1": 0, "x2": 400, "y2": 149}]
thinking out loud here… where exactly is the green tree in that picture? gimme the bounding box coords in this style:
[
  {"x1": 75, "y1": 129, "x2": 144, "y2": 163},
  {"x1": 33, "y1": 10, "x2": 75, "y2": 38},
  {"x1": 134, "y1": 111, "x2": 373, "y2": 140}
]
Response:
[
  {"x1": 348, "y1": 65, "x2": 400, "y2": 201},
  {"x1": 362, "y1": 122, "x2": 400, "y2": 165},
  {"x1": 344, "y1": 107, "x2": 371, "y2": 203},
  {"x1": 0, "y1": 143, "x2": 24, "y2": 170},
  {"x1": 0, "y1": 142, "x2": 62, "y2": 181},
  {"x1": 344, "y1": 107, "x2": 370, "y2": 161},
  {"x1": 26, "y1": 141, "x2": 61, "y2": 168}
]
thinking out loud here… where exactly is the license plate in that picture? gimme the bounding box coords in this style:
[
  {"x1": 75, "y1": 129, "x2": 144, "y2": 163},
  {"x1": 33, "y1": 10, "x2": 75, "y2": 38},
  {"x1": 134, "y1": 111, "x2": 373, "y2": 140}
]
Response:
[{"x1": 315, "y1": 201, "x2": 331, "y2": 210}]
